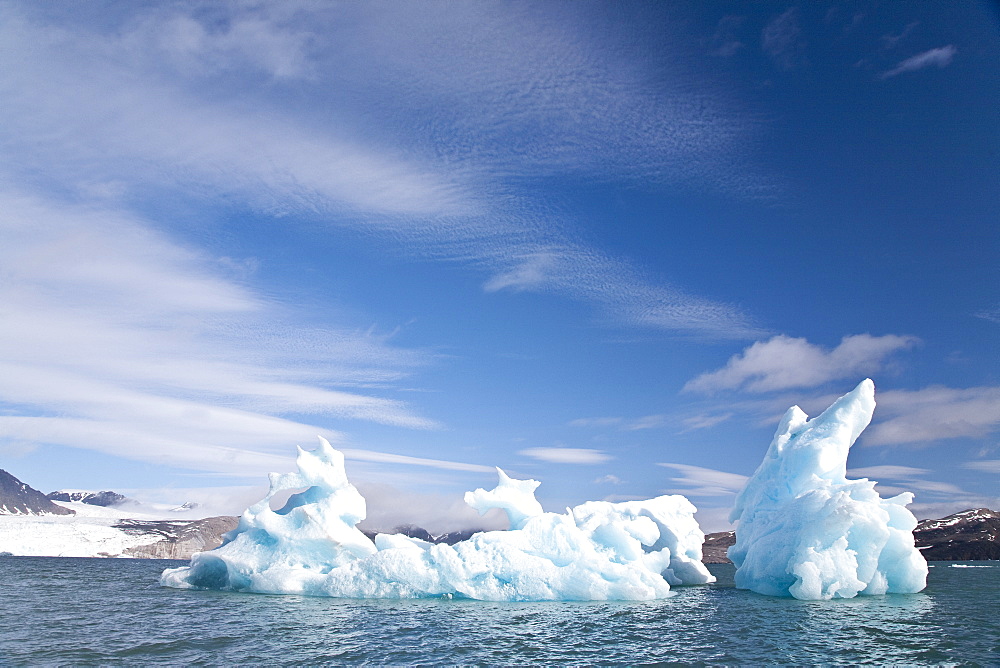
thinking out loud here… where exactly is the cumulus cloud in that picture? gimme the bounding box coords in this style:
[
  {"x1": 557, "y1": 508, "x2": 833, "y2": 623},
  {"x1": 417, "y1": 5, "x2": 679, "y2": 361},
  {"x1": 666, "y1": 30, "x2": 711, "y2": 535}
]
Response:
[
  {"x1": 881, "y1": 45, "x2": 957, "y2": 79},
  {"x1": 684, "y1": 334, "x2": 918, "y2": 394},
  {"x1": 519, "y1": 447, "x2": 612, "y2": 465},
  {"x1": 863, "y1": 386, "x2": 1000, "y2": 446}
]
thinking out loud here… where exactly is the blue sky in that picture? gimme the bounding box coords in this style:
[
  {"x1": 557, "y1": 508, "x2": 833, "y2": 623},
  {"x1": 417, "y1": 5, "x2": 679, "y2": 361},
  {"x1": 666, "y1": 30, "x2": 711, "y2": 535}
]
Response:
[{"x1": 1, "y1": 1, "x2": 997, "y2": 531}]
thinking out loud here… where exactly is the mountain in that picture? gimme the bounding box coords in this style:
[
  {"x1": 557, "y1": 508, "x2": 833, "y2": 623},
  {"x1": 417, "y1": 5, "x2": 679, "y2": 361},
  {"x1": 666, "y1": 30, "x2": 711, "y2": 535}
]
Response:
[
  {"x1": 702, "y1": 508, "x2": 1000, "y2": 563},
  {"x1": 2, "y1": 464, "x2": 996, "y2": 562},
  {"x1": 0, "y1": 470, "x2": 74, "y2": 516},
  {"x1": 913, "y1": 508, "x2": 1000, "y2": 561},
  {"x1": 360, "y1": 524, "x2": 486, "y2": 546},
  {"x1": 47, "y1": 490, "x2": 127, "y2": 507},
  {"x1": 701, "y1": 530, "x2": 736, "y2": 564},
  {"x1": 121, "y1": 516, "x2": 239, "y2": 559}
]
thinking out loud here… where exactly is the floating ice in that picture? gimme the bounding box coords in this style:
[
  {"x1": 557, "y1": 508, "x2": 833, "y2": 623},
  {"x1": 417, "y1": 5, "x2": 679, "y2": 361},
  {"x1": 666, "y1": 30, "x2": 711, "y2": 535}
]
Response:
[
  {"x1": 728, "y1": 379, "x2": 927, "y2": 600},
  {"x1": 161, "y1": 438, "x2": 714, "y2": 601}
]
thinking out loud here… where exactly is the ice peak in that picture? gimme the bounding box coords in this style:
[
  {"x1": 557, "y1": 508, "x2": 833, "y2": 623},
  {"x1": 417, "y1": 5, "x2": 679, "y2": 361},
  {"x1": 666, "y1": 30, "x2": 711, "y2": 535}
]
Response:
[
  {"x1": 464, "y1": 468, "x2": 543, "y2": 530},
  {"x1": 728, "y1": 379, "x2": 926, "y2": 600}
]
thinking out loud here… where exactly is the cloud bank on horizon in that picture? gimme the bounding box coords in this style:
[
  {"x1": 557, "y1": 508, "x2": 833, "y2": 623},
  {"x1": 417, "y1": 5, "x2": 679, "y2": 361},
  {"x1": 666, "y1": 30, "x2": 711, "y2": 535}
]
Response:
[{"x1": 0, "y1": 1, "x2": 996, "y2": 530}]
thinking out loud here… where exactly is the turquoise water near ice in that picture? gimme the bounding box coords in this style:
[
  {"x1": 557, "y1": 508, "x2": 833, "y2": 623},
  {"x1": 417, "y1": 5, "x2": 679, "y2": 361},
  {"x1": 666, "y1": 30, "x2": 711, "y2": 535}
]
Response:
[{"x1": 0, "y1": 557, "x2": 996, "y2": 665}]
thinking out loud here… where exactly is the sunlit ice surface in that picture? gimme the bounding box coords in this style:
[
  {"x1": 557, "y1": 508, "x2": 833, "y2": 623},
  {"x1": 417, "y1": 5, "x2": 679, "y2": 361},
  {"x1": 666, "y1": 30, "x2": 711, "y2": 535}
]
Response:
[
  {"x1": 161, "y1": 438, "x2": 714, "y2": 601},
  {"x1": 728, "y1": 379, "x2": 928, "y2": 600}
]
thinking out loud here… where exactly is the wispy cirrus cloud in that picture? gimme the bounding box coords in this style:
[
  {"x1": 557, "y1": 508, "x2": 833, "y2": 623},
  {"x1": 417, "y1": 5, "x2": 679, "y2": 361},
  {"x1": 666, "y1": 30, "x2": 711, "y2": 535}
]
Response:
[
  {"x1": 762, "y1": 7, "x2": 808, "y2": 70},
  {"x1": 847, "y1": 465, "x2": 931, "y2": 479},
  {"x1": 657, "y1": 462, "x2": 748, "y2": 498},
  {"x1": 881, "y1": 45, "x2": 957, "y2": 79},
  {"x1": 846, "y1": 464, "x2": 991, "y2": 515},
  {"x1": 0, "y1": 189, "x2": 460, "y2": 476},
  {"x1": 963, "y1": 460, "x2": 1000, "y2": 474},
  {"x1": 0, "y1": 2, "x2": 770, "y2": 341},
  {"x1": 519, "y1": 447, "x2": 612, "y2": 465},
  {"x1": 568, "y1": 414, "x2": 669, "y2": 432},
  {"x1": 863, "y1": 386, "x2": 1000, "y2": 447},
  {"x1": 684, "y1": 334, "x2": 918, "y2": 394},
  {"x1": 680, "y1": 412, "x2": 734, "y2": 432},
  {"x1": 974, "y1": 304, "x2": 1000, "y2": 324}
]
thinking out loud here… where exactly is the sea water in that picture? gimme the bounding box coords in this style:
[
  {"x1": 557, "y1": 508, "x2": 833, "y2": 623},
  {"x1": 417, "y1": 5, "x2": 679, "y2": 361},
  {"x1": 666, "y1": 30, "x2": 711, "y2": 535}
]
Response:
[{"x1": 0, "y1": 558, "x2": 996, "y2": 665}]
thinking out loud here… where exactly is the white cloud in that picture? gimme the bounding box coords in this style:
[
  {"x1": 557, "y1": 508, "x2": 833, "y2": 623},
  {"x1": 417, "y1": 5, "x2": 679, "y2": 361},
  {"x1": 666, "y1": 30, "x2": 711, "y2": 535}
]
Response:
[
  {"x1": 693, "y1": 506, "x2": 737, "y2": 533},
  {"x1": 684, "y1": 334, "x2": 918, "y2": 394},
  {"x1": 519, "y1": 447, "x2": 612, "y2": 465},
  {"x1": 910, "y1": 499, "x2": 1000, "y2": 521},
  {"x1": 710, "y1": 16, "x2": 745, "y2": 58},
  {"x1": 483, "y1": 253, "x2": 558, "y2": 293},
  {"x1": 569, "y1": 417, "x2": 624, "y2": 428},
  {"x1": 568, "y1": 414, "x2": 670, "y2": 432},
  {"x1": 847, "y1": 465, "x2": 931, "y2": 479},
  {"x1": 0, "y1": 2, "x2": 770, "y2": 340},
  {"x1": 356, "y1": 482, "x2": 509, "y2": 535},
  {"x1": 963, "y1": 460, "x2": 1000, "y2": 474},
  {"x1": 0, "y1": 190, "x2": 460, "y2": 477},
  {"x1": 594, "y1": 474, "x2": 622, "y2": 485},
  {"x1": 864, "y1": 386, "x2": 1000, "y2": 446},
  {"x1": 881, "y1": 45, "x2": 957, "y2": 79},
  {"x1": 681, "y1": 413, "x2": 733, "y2": 432},
  {"x1": 340, "y1": 449, "x2": 494, "y2": 474},
  {"x1": 975, "y1": 304, "x2": 1000, "y2": 324},
  {"x1": 624, "y1": 415, "x2": 668, "y2": 431},
  {"x1": 880, "y1": 21, "x2": 919, "y2": 52},
  {"x1": 762, "y1": 7, "x2": 807, "y2": 70},
  {"x1": 135, "y1": 10, "x2": 315, "y2": 80},
  {"x1": 657, "y1": 463, "x2": 748, "y2": 497},
  {"x1": 848, "y1": 462, "x2": 988, "y2": 507}
]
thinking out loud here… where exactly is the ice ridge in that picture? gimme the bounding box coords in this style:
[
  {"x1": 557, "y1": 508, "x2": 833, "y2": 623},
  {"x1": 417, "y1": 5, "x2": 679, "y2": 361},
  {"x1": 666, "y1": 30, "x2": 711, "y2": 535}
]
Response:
[{"x1": 161, "y1": 438, "x2": 714, "y2": 601}]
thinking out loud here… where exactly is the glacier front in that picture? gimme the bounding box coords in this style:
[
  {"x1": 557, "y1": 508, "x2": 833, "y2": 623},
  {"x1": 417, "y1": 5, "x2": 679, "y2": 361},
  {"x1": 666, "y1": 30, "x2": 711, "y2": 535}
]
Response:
[
  {"x1": 161, "y1": 438, "x2": 715, "y2": 601},
  {"x1": 728, "y1": 379, "x2": 927, "y2": 600}
]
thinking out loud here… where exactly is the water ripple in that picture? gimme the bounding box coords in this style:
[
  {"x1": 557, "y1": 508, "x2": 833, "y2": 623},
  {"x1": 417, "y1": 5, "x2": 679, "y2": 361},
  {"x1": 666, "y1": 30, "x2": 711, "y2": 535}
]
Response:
[{"x1": 0, "y1": 558, "x2": 997, "y2": 665}]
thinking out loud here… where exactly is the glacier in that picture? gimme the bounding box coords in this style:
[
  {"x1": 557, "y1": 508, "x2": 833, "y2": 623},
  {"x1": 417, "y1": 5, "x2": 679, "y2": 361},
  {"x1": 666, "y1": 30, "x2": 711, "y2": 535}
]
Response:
[
  {"x1": 728, "y1": 379, "x2": 927, "y2": 600},
  {"x1": 161, "y1": 437, "x2": 715, "y2": 601}
]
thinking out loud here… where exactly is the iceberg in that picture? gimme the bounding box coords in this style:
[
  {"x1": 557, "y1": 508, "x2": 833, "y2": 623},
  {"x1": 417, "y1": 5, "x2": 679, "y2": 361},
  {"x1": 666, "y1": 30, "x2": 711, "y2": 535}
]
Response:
[
  {"x1": 728, "y1": 379, "x2": 927, "y2": 600},
  {"x1": 161, "y1": 438, "x2": 715, "y2": 601}
]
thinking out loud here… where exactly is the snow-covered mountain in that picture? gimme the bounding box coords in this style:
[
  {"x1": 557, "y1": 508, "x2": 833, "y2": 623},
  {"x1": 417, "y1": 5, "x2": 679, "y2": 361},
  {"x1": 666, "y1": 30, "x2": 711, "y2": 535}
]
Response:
[
  {"x1": 0, "y1": 500, "x2": 238, "y2": 559},
  {"x1": 914, "y1": 508, "x2": 1000, "y2": 561},
  {"x1": 1, "y1": 467, "x2": 996, "y2": 561},
  {"x1": 0, "y1": 467, "x2": 236, "y2": 558},
  {"x1": 46, "y1": 490, "x2": 128, "y2": 507},
  {"x1": 0, "y1": 469, "x2": 73, "y2": 516}
]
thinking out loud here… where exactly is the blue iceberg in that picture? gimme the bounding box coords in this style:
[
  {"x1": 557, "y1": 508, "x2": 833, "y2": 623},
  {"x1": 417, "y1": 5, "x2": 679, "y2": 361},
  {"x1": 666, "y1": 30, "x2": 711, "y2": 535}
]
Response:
[
  {"x1": 161, "y1": 438, "x2": 715, "y2": 600},
  {"x1": 728, "y1": 379, "x2": 927, "y2": 600}
]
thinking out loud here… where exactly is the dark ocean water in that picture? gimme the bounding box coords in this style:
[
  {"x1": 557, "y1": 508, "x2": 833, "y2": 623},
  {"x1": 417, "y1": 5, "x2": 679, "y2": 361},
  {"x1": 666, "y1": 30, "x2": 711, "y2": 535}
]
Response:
[{"x1": 0, "y1": 557, "x2": 996, "y2": 666}]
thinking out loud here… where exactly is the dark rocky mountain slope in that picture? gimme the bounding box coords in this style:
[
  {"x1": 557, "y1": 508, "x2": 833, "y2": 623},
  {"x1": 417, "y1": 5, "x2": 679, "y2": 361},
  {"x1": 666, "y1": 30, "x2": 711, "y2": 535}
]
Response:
[
  {"x1": 0, "y1": 470, "x2": 74, "y2": 516},
  {"x1": 913, "y1": 508, "x2": 1000, "y2": 561},
  {"x1": 122, "y1": 516, "x2": 240, "y2": 559}
]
